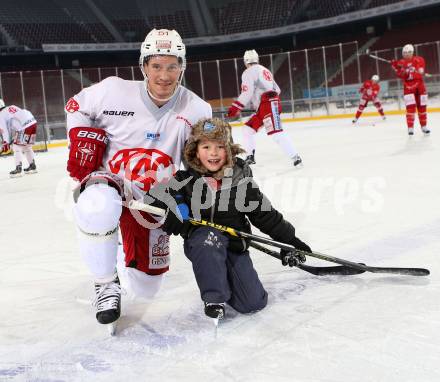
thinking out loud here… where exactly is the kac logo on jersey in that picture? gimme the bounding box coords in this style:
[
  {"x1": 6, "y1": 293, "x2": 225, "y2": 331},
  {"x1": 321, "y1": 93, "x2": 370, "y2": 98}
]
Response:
[
  {"x1": 65, "y1": 98, "x2": 79, "y2": 113},
  {"x1": 108, "y1": 148, "x2": 175, "y2": 192},
  {"x1": 145, "y1": 132, "x2": 161, "y2": 141}
]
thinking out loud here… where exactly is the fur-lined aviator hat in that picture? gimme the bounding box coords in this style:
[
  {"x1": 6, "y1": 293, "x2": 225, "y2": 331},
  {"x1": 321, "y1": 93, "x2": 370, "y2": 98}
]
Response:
[{"x1": 184, "y1": 118, "x2": 245, "y2": 177}]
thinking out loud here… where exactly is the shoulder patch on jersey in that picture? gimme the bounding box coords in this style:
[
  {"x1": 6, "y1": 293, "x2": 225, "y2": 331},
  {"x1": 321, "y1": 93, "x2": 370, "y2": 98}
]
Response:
[
  {"x1": 8, "y1": 106, "x2": 18, "y2": 114},
  {"x1": 262, "y1": 69, "x2": 272, "y2": 81},
  {"x1": 65, "y1": 98, "x2": 80, "y2": 113}
]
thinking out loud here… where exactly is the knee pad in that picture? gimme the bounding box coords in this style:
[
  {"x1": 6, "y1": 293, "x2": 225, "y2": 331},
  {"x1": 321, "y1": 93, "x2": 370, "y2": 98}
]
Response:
[
  {"x1": 420, "y1": 94, "x2": 428, "y2": 106},
  {"x1": 404, "y1": 94, "x2": 416, "y2": 106},
  {"x1": 74, "y1": 183, "x2": 122, "y2": 236},
  {"x1": 20, "y1": 145, "x2": 32, "y2": 153}
]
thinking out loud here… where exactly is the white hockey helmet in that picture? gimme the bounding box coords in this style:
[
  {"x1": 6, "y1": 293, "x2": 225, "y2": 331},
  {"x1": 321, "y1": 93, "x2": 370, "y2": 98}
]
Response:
[
  {"x1": 139, "y1": 28, "x2": 186, "y2": 79},
  {"x1": 0, "y1": 98, "x2": 5, "y2": 109},
  {"x1": 243, "y1": 49, "x2": 259, "y2": 65},
  {"x1": 371, "y1": 74, "x2": 379, "y2": 82},
  {"x1": 402, "y1": 44, "x2": 414, "y2": 57}
]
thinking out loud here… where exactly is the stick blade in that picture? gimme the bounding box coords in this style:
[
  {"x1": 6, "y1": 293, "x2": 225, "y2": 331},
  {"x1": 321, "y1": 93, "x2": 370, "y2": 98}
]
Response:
[
  {"x1": 297, "y1": 263, "x2": 366, "y2": 276},
  {"x1": 369, "y1": 267, "x2": 430, "y2": 276}
]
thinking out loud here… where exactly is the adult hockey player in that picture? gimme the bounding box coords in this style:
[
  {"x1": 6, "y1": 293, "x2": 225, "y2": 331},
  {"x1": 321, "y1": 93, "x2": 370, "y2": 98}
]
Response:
[
  {"x1": 65, "y1": 29, "x2": 212, "y2": 329},
  {"x1": 391, "y1": 44, "x2": 429, "y2": 136},
  {"x1": 227, "y1": 50, "x2": 302, "y2": 167},
  {"x1": 0, "y1": 99, "x2": 38, "y2": 177},
  {"x1": 352, "y1": 75, "x2": 385, "y2": 123}
]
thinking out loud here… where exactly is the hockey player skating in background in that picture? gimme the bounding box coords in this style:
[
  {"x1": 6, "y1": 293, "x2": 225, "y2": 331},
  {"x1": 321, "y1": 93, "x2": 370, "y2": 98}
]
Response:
[
  {"x1": 154, "y1": 118, "x2": 312, "y2": 320},
  {"x1": 227, "y1": 50, "x2": 303, "y2": 167},
  {"x1": 65, "y1": 29, "x2": 211, "y2": 331},
  {"x1": 0, "y1": 99, "x2": 38, "y2": 177},
  {"x1": 352, "y1": 75, "x2": 386, "y2": 124},
  {"x1": 391, "y1": 44, "x2": 430, "y2": 136}
]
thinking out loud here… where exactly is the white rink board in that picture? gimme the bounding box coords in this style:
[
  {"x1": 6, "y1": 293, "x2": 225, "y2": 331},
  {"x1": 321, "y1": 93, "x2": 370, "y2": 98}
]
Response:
[{"x1": 0, "y1": 113, "x2": 439, "y2": 382}]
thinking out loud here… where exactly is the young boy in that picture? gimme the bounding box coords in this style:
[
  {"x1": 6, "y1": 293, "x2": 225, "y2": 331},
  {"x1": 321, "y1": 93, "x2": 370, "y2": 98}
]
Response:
[{"x1": 158, "y1": 118, "x2": 312, "y2": 320}]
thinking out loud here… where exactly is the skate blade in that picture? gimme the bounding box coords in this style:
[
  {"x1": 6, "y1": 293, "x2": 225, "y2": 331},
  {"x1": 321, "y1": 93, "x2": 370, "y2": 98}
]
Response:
[
  {"x1": 107, "y1": 322, "x2": 117, "y2": 336},
  {"x1": 24, "y1": 170, "x2": 38, "y2": 174},
  {"x1": 9, "y1": 174, "x2": 23, "y2": 178},
  {"x1": 212, "y1": 318, "x2": 219, "y2": 338}
]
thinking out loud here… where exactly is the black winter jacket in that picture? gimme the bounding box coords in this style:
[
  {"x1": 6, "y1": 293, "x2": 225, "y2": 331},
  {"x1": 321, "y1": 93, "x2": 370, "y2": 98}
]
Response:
[{"x1": 173, "y1": 158, "x2": 298, "y2": 252}]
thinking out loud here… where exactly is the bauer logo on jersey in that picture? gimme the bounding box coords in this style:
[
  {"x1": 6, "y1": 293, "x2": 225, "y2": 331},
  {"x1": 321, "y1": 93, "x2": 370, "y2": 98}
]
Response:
[
  {"x1": 145, "y1": 132, "x2": 161, "y2": 141},
  {"x1": 65, "y1": 98, "x2": 80, "y2": 113},
  {"x1": 103, "y1": 110, "x2": 135, "y2": 116}
]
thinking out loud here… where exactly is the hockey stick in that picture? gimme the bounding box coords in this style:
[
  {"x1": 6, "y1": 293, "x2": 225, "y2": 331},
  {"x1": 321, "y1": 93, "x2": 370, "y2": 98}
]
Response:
[
  {"x1": 248, "y1": 241, "x2": 366, "y2": 276},
  {"x1": 367, "y1": 53, "x2": 391, "y2": 64},
  {"x1": 128, "y1": 200, "x2": 430, "y2": 276},
  {"x1": 366, "y1": 52, "x2": 433, "y2": 77}
]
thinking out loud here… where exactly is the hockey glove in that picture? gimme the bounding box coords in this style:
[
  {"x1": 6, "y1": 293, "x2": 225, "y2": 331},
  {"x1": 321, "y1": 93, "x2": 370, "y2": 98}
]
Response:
[
  {"x1": 390, "y1": 60, "x2": 402, "y2": 71},
  {"x1": 67, "y1": 127, "x2": 108, "y2": 181},
  {"x1": 227, "y1": 101, "x2": 244, "y2": 118},
  {"x1": 280, "y1": 237, "x2": 311, "y2": 267},
  {"x1": 161, "y1": 195, "x2": 191, "y2": 236},
  {"x1": 1, "y1": 142, "x2": 10, "y2": 153}
]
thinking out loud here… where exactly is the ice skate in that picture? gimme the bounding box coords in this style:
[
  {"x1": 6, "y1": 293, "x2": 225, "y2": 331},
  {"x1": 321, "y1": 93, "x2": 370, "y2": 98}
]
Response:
[
  {"x1": 204, "y1": 302, "x2": 225, "y2": 335},
  {"x1": 244, "y1": 155, "x2": 256, "y2": 165},
  {"x1": 382, "y1": 115, "x2": 386, "y2": 121},
  {"x1": 9, "y1": 164, "x2": 22, "y2": 178},
  {"x1": 23, "y1": 160, "x2": 37, "y2": 174},
  {"x1": 293, "y1": 154, "x2": 303, "y2": 168},
  {"x1": 408, "y1": 127, "x2": 414, "y2": 136},
  {"x1": 93, "y1": 274, "x2": 121, "y2": 335},
  {"x1": 205, "y1": 302, "x2": 225, "y2": 320},
  {"x1": 352, "y1": 118, "x2": 358, "y2": 124},
  {"x1": 422, "y1": 127, "x2": 430, "y2": 135}
]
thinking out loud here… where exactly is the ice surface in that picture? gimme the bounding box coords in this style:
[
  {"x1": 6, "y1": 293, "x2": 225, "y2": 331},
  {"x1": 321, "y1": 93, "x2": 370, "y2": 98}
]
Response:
[{"x1": 1, "y1": 113, "x2": 439, "y2": 382}]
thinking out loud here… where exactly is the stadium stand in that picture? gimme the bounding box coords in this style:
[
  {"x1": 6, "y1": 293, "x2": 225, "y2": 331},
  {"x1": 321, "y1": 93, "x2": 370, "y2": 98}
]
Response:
[{"x1": 209, "y1": 0, "x2": 296, "y2": 34}]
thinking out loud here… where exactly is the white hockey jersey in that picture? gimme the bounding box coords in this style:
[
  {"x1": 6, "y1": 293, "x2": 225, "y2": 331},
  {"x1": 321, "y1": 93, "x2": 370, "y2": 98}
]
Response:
[
  {"x1": 66, "y1": 76, "x2": 212, "y2": 199},
  {"x1": 237, "y1": 64, "x2": 281, "y2": 110},
  {"x1": 0, "y1": 105, "x2": 36, "y2": 143}
]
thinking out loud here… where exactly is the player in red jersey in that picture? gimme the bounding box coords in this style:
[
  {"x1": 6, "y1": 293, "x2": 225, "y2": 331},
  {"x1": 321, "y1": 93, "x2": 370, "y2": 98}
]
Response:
[
  {"x1": 391, "y1": 44, "x2": 430, "y2": 136},
  {"x1": 352, "y1": 75, "x2": 385, "y2": 124}
]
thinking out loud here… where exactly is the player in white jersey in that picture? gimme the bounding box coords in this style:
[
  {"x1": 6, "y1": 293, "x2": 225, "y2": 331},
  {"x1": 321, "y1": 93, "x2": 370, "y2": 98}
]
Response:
[
  {"x1": 0, "y1": 99, "x2": 38, "y2": 177},
  {"x1": 66, "y1": 29, "x2": 212, "y2": 329},
  {"x1": 227, "y1": 50, "x2": 302, "y2": 167}
]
